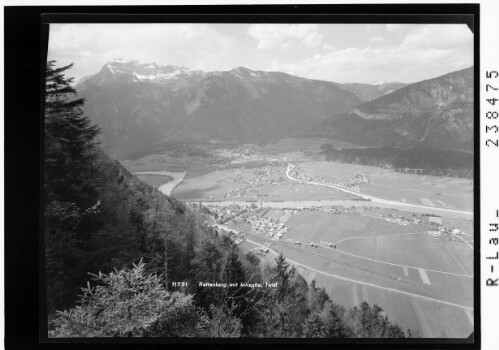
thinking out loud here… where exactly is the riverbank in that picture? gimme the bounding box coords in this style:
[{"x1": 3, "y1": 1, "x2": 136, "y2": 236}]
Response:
[
  {"x1": 189, "y1": 199, "x2": 472, "y2": 219},
  {"x1": 134, "y1": 171, "x2": 186, "y2": 196}
]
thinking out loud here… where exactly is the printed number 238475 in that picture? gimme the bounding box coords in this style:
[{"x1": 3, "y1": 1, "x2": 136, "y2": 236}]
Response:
[{"x1": 486, "y1": 70, "x2": 499, "y2": 147}]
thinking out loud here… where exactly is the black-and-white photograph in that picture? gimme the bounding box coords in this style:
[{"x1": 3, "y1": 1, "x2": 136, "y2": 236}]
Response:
[{"x1": 42, "y1": 19, "x2": 475, "y2": 339}]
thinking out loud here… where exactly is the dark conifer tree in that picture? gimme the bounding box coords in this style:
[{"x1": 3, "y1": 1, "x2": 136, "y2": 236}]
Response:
[
  {"x1": 44, "y1": 61, "x2": 100, "y2": 312},
  {"x1": 223, "y1": 250, "x2": 246, "y2": 286},
  {"x1": 191, "y1": 241, "x2": 224, "y2": 308},
  {"x1": 270, "y1": 253, "x2": 292, "y2": 302},
  {"x1": 45, "y1": 60, "x2": 100, "y2": 207}
]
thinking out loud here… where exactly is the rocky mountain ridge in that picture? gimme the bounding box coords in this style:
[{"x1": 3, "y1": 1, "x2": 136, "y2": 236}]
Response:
[{"x1": 76, "y1": 59, "x2": 362, "y2": 159}]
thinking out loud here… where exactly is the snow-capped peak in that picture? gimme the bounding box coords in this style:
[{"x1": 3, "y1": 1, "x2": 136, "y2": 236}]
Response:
[
  {"x1": 101, "y1": 59, "x2": 199, "y2": 82},
  {"x1": 111, "y1": 58, "x2": 134, "y2": 64},
  {"x1": 230, "y1": 66, "x2": 265, "y2": 79}
]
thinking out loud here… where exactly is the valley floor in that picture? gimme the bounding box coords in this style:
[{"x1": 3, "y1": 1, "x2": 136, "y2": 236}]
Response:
[{"x1": 120, "y1": 140, "x2": 475, "y2": 338}]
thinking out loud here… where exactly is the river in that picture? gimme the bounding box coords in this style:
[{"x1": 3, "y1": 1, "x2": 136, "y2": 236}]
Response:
[
  {"x1": 134, "y1": 171, "x2": 186, "y2": 196},
  {"x1": 189, "y1": 199, "x2": 472, "y2": 219}
]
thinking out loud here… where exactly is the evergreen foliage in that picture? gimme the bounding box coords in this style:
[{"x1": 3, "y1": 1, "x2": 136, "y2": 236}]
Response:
[{"x1": 49, "y1": 260, "x2": 207, "y2": 337}]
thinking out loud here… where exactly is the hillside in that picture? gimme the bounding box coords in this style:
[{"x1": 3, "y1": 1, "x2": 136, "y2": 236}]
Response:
[
  {"x1": 76, "y1": 60, "x2": 362, "y2": 159},
  {"x1": 314, "y1": 67, "x2": 474, "y2": 177},
  {"x1": 317, "y1": 67, "x2": 474, "y2": 153},
  {"x1": 334, "y1": 81, "x2": 407, "y2": 103}
]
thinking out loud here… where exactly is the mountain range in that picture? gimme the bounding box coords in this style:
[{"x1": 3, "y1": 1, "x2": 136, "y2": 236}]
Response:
[
  {"x1": 77, "y1": 60, "x2": 361, "y2": 159},
  {"x1": 76, "y1": 59, "x2": 473, "y2": 160}
]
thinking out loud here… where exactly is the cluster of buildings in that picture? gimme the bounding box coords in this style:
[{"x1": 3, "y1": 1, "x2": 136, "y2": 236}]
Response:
[
  {"x1": 324, "y1": 207, "x2": 354, "y2": 214},
  {"x1": 224, "y1": 169, "x2": 246, "y2": 183},
  {"x1": 253, "y1": 165, "x2": 286, "y2": 184},
  {"x1": 212, "y1": 164, "x2": 287, "y2": 200},
  {"x1": 248, "y1": 216, "x2": 288, "y2": 240},
  {"x1": 337, "y1": 183, "x2": 363, "y2": 192},
  {"x1": 291, "y1": 168, "x2": 372, "y2": 195},
  {"x1": 417, "y1": 214, "x2": 470, "y2": 242},
  {"x1": 349, "y1": 172, "x2": 371, "y2": 185},
  {"x1": 421, "y1": 214, "x2": 443, "y2": 226},
  {"x1": 422, "y1": 217, "x2": 467, "y2": 242},
  {"x1": 385, "y1": 217, "x2": 412, "y2": 226},
  {"x1": 290, "y1": 167, "x2": 326, "y2": 184},
  {"x1": 426, "y1": 226, "x2": 465, "y2": 241},
  {"x1": 206, "y1": 204, "x2": 253, "y2": 224},
  {"x1": 284, "y1": 239, "x2": 323, "y2": 248},
  {"x1": 216, "y1": 144, "x2": 268, "y2": 163},
  {"x1": 319, "y1": 240, "x2": 336, "y2": 249},
  {"x1": 204, "y1": 204, "x2": 291, "y2": 241},
  {"x1": 223, "y1": 187, "x2": 256, "y2": 199},
  {"x1": 335, "y1": 172, "x2": 371, "y2": 192}
]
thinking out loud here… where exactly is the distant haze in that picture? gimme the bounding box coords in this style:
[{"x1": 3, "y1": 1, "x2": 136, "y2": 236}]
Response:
[{"x1": 48, "y1": 23, "x2": 473, "y2": 84}]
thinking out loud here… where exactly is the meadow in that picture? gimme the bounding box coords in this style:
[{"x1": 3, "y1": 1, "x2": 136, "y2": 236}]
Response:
[
  {"x1": 338, "y1": 232, "x2": 473, "y2": 276},
  {"x1": 284, "y1": 211, "x2": 421, "y2": 244}
]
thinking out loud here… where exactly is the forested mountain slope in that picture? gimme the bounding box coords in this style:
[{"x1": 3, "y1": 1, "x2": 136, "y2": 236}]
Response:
[{"x1": 318, "y1": 67, "x2": 473, "y2": 153}]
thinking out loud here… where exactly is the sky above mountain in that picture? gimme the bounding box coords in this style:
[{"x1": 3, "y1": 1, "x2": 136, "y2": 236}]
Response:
[{"x1": 48, "y1": 23, "x2": 473, "y2": 84}]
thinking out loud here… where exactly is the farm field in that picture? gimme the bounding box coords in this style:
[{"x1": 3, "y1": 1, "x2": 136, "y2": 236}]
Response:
[
  {"x1": 242, "y1": 237, "x2": 473, "y2": 337},
  {"x1": 298, "y1": 161, "x2": 473, "y2": 212},
  {"x1": 338, "y1": 233, "x2": 473, "y2": 276},
  {"x1": 299, "y1": 269, "x2": 474, "y2": 338},
  {"x1": 246, "y1": 233, "x2": 472, "y2": 307},
  {"x1": 284, "y1": 211, "x2": 422, "y2": 244}
]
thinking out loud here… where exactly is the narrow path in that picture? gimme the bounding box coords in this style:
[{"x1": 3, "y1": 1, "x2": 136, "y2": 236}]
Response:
[
  {"x1": 333, "y1": 231, "x2": 419, "y2": 246},
  {"x1": 457, "y1": 235, "x2": 474, "y2": 250}
]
